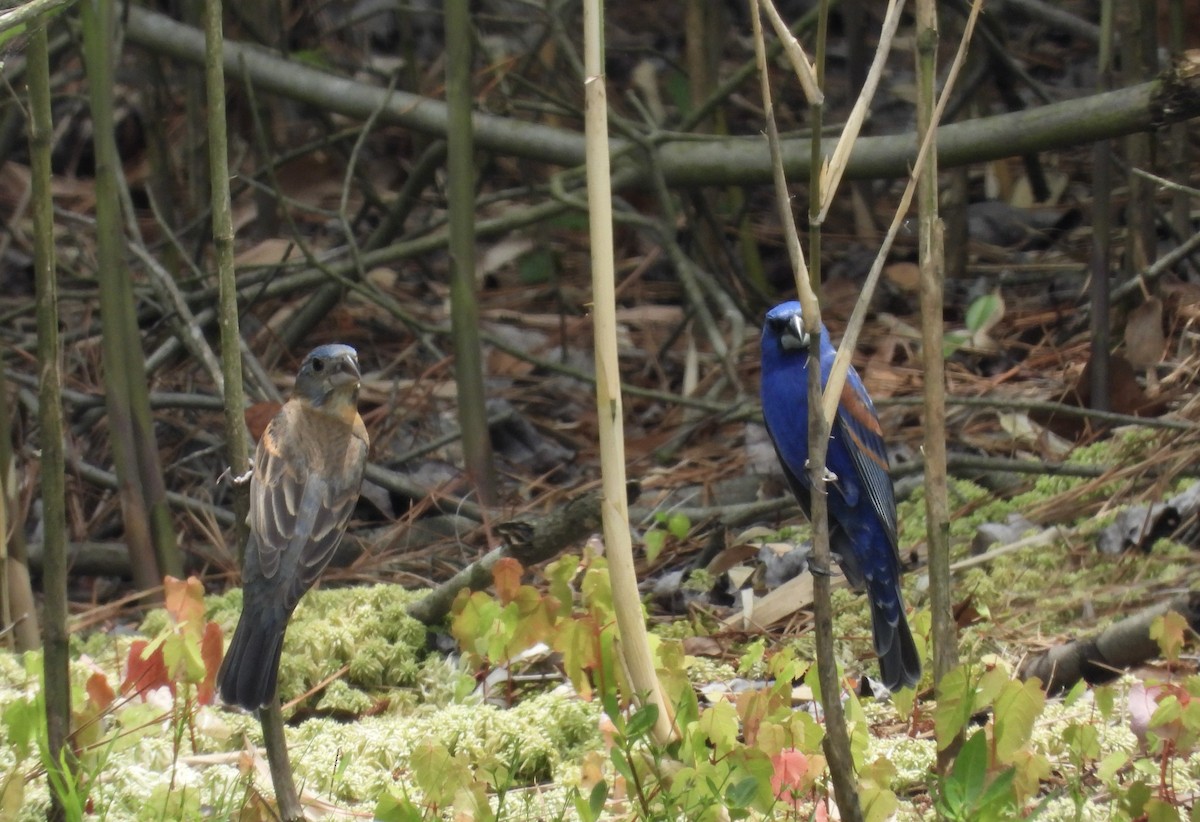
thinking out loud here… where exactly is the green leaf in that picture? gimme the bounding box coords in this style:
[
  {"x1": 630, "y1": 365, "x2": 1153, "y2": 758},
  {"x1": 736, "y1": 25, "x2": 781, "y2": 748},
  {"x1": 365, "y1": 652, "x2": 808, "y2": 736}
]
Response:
[
  {"x1": 965, "y1": 292, "x2": 1003, "y2": 334},
  {"x1": 844, "y1": 689, "x2": 871, "y2": 770},
  {"x1": 625, "y1": 704, "x2": 659, "y2": 741},
  {"x1": 861, "y1": 785, "x2": 899, "y2": 822},
  {"x1": 544, "y1": 554, "x2": 580, "y2": 613},
  {"x1": 611, "y1": 747, "x2": 633, "y2": 782},
  {"x1": 1062, "y1": 678, "x2": 1088, "y2": 708},
  {"x1": 697, "y1": 701, "x2": 739, "y2": 756},
  {"x1": 517, "y1": 247, "x2": 555, "y2": 285},
  {"x1": 3, "y1": 697, "x2": 41, "y2": 761},
  {"x1": 1147, "y1": 797, "x2": 1183, "y2": 822},
  {"x1": 939, "y1": 773, "x2": 966, "y2": 817},
  {"x1": 738, "y1": 639, "x2": 766, "y2": 676},
  {"x1": 411, "y1": 741, "x2": 473, "y2": 807},
  {"x1": 943, "y1": 330, "x2": 969, "y2": 358},
  {"x1": 1096, "y1": 750, "x2": 1130, "y2": 785},
  {"x1": 725, "y1": 776, "x2": 759, "y2": 809},
  {"x1": 644, "y1": 529, "x2": 666, "y2": 563},
  {"x1": 1063, "y1": 722, "x2": 1101, "y2": 765},
  {"x1": 976, "y1": 766, "x2": 1016, "y2": 812},
  {"x1": 949, "y1": 729, "x2": 989, "y2": 809},
  {"x1": 1149, "y1": 695, "x2": 1183, "y2": 732},
  {"x1": 1120, "y1": 780, "x2": 1151, "y2": 817},
  {"x1": 1150, "y1": 611, "x2": 1188, "y2": 663},
  {"x1": 588, "y1": 780, "x2": 608, "y2": 819},
  {"x1": 667, "y1": 512, "x2": 691, "y2": 540},
  {"x1": 934, "y1": 665, "x2": 975, "y2": 751},
  {"x1": 374, "y1": 790, "x2": 423, "y2": 822},
  {"x1": 993, "y1": 678, "x2": 1045, "y2": 763}
]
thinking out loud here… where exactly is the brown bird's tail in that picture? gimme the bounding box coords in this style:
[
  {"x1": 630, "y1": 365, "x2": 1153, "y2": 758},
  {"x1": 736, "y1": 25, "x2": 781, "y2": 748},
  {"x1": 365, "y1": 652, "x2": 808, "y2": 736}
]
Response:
[{"x1": 216, "y1": 603, "x2": 287, "y2": 711}]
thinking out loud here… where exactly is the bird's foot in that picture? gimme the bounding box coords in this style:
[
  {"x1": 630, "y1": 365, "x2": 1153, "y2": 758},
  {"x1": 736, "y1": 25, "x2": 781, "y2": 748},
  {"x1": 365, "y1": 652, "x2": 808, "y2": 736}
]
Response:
[
  {"x1": 801, "y1": 460, "x2": 838, "y2": 484},
  {"x1": 808, "y1": 561, "x2": 836, "y2": 577},
  {"x1": 222, "y1": 467, "x2": 254, "y2": 485}
]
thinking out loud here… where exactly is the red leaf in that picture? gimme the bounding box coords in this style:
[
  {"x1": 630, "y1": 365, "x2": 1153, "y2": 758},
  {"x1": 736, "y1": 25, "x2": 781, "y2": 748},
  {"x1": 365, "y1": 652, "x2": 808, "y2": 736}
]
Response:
[
  {"x1": 198, "y1": 621, "x2": 224, "y2": 705},
  {"x1": 770, "y1": 748, "x2": 810, "y2": 801},
  {"x1": 121, "y1": 639, "x2": 173, "y2": 699}
]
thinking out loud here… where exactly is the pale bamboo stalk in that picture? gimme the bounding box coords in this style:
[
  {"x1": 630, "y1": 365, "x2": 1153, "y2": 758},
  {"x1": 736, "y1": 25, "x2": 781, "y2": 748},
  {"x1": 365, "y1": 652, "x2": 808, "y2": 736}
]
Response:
[
  {"x1": 582, "y1": 0, "x2": 674, "y2": 746},
  {"x1": 819, "y1": 0, "x2": 983, "y2": 430},
  {"x1": 817, "y1": 0, "x2": 905, "y2": 222},
  {"x1": 757, "y1": 0, "x2": 823, "y2": 105},
  {"x1": 751, "y1": 0, "x2": 814, "y2": 318}
]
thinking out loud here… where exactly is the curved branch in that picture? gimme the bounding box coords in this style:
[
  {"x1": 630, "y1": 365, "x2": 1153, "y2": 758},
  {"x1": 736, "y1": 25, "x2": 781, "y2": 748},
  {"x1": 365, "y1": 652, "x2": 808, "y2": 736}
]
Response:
[
  {"x1": 124, "y1": 7, "x2": 1200, "y2": 186},
  {"x1": 1018, "y1": 589, "x2": 1200, "y2": 694}
]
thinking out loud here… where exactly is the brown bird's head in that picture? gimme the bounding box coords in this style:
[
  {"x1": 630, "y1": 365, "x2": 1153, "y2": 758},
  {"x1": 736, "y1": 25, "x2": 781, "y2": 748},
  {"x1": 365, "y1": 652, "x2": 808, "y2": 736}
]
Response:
[{"x1": 294, "y1": 344, "x2": 361, "y2": 421}]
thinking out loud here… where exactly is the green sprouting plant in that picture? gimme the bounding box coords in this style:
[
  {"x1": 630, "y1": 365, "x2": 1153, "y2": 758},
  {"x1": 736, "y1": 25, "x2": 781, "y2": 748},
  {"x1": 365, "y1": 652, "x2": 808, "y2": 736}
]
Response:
[
  {"x1": 934, "y1": 729, "x2": 1018, "y2": 822},
  {"x1": 643, "y1": 511, "x2": 692, "y2": 564},
  {"x1": 944, "y1": 291, "x2": 1004, "y2": 357},
  {"x1": 933, "y1": 662, "x2": 1051, "y2": 816}
]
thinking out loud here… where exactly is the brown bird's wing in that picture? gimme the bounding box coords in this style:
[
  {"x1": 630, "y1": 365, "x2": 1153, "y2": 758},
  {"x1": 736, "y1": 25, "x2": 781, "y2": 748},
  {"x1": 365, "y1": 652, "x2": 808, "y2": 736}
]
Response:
[{"x1": 248, "y1": 408, "x2": 367, "y2": 610}]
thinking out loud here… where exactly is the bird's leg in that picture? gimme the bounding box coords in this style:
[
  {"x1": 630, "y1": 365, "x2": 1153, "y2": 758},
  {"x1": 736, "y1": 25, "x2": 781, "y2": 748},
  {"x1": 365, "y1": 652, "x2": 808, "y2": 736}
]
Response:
[
  {"x1": 801, "y1": 459, "x2": 839, "y2": 485},
  {"x1": 808, "y1": 560, "x2": 837, "y2": 577},
  {"x1": 230, "y1": 467, "x2": 254, "y2": 485},
  {"x1": 808, "y1": 552, "x2": 851, "y2": 578}
]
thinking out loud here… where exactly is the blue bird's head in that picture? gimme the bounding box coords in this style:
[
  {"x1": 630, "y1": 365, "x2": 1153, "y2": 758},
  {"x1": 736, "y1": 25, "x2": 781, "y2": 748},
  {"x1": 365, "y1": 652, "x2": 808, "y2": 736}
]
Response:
[
  {"x1": 294, "y1": 344, "x2": 362, "y2": 419},
  {"x1": 763, "y1": 301, "x2": 816, "y2": 354}
]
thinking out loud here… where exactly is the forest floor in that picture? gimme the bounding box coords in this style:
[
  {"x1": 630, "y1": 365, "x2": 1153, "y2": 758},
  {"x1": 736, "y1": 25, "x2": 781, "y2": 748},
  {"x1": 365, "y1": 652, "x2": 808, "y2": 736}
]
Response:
[{"x1": 2, "y1": 1, "x2": 1200, "y2": 819}]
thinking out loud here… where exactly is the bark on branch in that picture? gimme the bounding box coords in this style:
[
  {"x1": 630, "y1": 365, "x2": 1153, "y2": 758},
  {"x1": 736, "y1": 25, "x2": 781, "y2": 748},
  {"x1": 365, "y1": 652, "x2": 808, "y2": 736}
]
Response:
[
  {"x1": 123, "y1": 7, "x2": 1200, "y2": 186},
  {"x1": 1018, "y1": 589, "x2": 1200, "y2": 694},
  {"x1": 406, "y1": 487, "x2": 621, "y2": 626}
]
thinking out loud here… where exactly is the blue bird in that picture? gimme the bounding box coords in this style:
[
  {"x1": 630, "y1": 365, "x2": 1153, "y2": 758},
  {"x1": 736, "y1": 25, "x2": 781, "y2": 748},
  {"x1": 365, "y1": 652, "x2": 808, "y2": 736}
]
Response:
[{"x1": 760, "y1": 302, "x2": 921, "y2": 691}]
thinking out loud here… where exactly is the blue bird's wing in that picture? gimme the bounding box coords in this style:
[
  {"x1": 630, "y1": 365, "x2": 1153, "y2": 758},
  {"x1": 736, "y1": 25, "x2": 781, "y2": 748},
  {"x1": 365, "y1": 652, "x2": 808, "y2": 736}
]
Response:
[{"x1": 831, "y1": 371, "x2": 898, "y2": 548}]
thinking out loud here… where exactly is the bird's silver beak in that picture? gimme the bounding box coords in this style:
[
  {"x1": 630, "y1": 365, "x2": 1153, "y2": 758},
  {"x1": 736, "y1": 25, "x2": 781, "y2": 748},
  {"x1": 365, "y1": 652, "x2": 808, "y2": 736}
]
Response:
[
  {"x1": 780, "y1": 314, "x2": 810, "y2": 350},
  {"x1": 328, "y1": 353, "x2": 361, "y2": 388}
]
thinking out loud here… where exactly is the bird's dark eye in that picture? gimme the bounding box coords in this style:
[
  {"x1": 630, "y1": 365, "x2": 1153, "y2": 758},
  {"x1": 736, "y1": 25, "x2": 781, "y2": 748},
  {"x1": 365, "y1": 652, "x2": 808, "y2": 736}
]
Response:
[{"x1": 311, "y1": 358, "x2": 324, "y2": 372}]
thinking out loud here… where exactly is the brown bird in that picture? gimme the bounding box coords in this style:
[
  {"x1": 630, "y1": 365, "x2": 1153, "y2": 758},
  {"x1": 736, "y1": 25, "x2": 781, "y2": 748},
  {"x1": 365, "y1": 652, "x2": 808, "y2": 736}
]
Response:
[{"x1": 217, "y1": 344, "x2": 369, "y2": 710}]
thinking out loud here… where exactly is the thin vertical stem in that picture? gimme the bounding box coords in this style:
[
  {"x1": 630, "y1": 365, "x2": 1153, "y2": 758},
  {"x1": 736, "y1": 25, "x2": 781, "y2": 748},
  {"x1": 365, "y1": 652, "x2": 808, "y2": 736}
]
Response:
[
  {"x1": 446, "y1": 0, "x2": 497, "y2": 506},
  {"x1": 915, "y1": 0, "x2": 957, "y2": 771},
  {"x1": 1090, "y1": 0, "x2": 1114, "y2": 412},
  {"x1": 28, "y1": 17, "x2": 70, "y2": 821},
  {"x1": 1167, "y1": 0, "x2": 1190, "y2": 250},
  {"x1": 807, "y1": 1, "x2": 862, "y2": 819},
  {"x1": 203, "y1": 0, "x2": 250, "y2": 553},
  {"x1": 82, "y1": 0, "x2": 170, "y2": 595}
]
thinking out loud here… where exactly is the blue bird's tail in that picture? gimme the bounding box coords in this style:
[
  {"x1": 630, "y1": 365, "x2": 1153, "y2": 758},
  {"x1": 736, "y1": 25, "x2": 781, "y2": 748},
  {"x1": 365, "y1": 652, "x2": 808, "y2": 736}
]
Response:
[
  {"x1": 216, "y1": 602, "x2": 287, "y2": 711},
  {"x1": 868, "y1": 593, "x2": 921, "y2": 691}
]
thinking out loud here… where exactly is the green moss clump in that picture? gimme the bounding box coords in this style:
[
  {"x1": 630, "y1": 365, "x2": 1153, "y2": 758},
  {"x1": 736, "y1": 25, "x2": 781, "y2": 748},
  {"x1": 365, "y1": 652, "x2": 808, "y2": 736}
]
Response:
[
  {"x1": 317, "y1": 679, "x2": 375, "y2": 715},
  {"x1": 285, "y1": 689, "x2": 599, "y2": 803},
  {"x1": 275, "y1": 584, "x2": 427, "y2": 706},
  {"x1": 196, "y1": 583, "x2": 429, "y2": 709}
]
